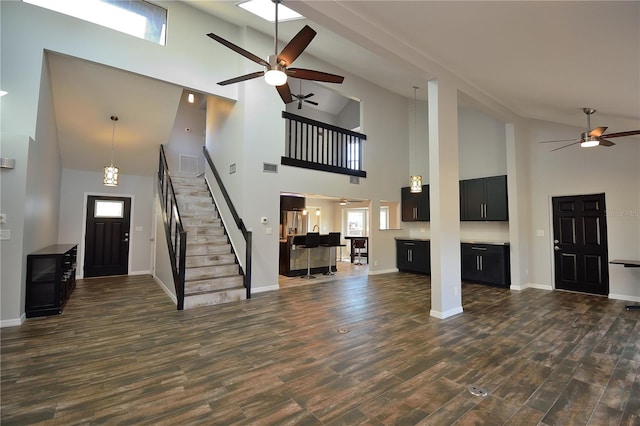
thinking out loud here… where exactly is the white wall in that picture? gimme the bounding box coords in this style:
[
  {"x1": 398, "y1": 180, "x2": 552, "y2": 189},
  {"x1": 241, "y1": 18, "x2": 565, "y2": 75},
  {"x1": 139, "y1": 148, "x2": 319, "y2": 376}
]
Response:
[
  {"x1": 0, "y1": 53, "x2": 63, "y2": 325},
  {"x1": 528, "y1": 119, "x2": 640, "y2": 298},
  {"x1": 205, "y1": 25, "x2": 410, "y2": 289},
  {"x1": 165, "y1": 90, "x2": 207, "y2": 176},
  {"x1": 58, "y1": 169, "x2": 154, "y2": 276}
]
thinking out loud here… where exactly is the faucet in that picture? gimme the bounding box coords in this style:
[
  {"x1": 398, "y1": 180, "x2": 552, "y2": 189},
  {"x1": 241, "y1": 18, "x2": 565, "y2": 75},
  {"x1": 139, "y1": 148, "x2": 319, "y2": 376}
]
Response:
[{"x1": 313, "y1": 225, "x2": 319, "y2": 232}]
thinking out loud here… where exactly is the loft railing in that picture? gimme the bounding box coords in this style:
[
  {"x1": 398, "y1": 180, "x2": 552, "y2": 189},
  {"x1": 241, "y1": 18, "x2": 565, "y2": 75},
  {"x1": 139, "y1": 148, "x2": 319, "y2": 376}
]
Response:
[
  {"x1": 281, "y1": 111, "x2": 367, "y2": 178},
  {"x1": 157, "y1": 145, "x2": 187, "y2": 310},
  {"x1": 203, "y1": 147, "x2": 252, "y2": 299}
]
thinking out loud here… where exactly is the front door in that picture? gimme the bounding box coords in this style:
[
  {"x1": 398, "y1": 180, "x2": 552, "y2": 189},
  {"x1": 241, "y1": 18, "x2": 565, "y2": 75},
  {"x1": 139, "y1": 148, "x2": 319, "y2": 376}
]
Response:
[
  {"x1": 84, "y1": 195, "x2": 131, "y2": 277},
  {"x1": 552, "y1": 194, "x2": 609, "y2": 295}
]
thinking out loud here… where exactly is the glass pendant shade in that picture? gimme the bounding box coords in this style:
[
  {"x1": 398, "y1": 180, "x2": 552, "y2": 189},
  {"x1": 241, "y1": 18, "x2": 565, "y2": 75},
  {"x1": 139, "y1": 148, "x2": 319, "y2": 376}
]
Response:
[
  {"x1": 104, "y1": 115, "x2": 119, "y2": 187},
  {"x1": 410, "y1": 175, "x2": 422, "y2": 193},
  {"x1": 103, "y1": 165, "x2": 119, "y2": 186}
]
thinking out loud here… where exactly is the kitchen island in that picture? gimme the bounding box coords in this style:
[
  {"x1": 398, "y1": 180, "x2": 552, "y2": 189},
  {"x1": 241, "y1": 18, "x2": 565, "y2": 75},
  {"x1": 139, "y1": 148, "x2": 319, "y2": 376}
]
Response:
[{"x1": 279, "y1": 235, "x2": 336, "y2": 277}]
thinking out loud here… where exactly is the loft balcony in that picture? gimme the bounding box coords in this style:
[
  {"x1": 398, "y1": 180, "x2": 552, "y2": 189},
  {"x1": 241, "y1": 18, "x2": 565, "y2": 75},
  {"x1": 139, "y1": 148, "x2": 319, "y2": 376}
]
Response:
[{"x1": 281, "y1": 111, "x2": 367, "y2": 178}]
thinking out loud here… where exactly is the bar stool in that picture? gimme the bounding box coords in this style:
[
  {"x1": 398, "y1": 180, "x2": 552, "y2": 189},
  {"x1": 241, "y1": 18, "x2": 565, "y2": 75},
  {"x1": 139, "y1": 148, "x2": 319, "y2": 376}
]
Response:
[
  {"x1": 353, "y1": 237, "x2": 366, "y2": 265},
  {"x1": 323, "y1": 232, "x2": 341, "y2": 275},
  {"x1": 301, "y1": 232, "x2": 320, "y2": 279}
]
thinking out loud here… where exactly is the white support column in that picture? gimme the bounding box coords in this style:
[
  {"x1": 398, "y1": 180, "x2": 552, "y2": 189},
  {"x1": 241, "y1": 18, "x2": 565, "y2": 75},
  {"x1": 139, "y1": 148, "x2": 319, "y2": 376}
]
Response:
[
  {"x1": 428, "y1": 78, "x2": 463, "y2": 319},
  {"x1": 506, "y1": 122, "x2": 531, "y2": 290}
]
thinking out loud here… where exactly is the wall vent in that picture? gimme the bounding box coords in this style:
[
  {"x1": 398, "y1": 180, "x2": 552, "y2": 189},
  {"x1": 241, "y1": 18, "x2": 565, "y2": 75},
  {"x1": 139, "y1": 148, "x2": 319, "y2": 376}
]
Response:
[
  {"x1": 230, "y1": 163, "x2": 236, "y2": 174},
  {"x1": 263, "y1": 163, "x2": 278, "y2": 173},
  {"x1": 179, "y1": 155, "x2": 198, "y2": 174},
  {"x1": 350, "y1": 176, "x2": 360, "y2": 185}
]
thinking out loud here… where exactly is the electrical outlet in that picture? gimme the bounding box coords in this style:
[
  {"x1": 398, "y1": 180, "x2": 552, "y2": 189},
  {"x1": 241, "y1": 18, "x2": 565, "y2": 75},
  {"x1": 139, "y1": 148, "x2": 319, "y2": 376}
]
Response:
[{"x1": 0, "y1": 229, "x2": 10, "y2": 240}]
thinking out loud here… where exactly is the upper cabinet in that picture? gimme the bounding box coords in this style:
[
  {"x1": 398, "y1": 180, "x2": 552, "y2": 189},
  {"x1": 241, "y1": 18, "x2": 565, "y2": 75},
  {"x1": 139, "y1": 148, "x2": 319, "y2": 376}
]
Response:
[
  {"x1": 460, "y1": 175, "x2": 508, "y2": 221},
  {"x1": 401, "y1": 185, "x2": 430, "y2": 222}
]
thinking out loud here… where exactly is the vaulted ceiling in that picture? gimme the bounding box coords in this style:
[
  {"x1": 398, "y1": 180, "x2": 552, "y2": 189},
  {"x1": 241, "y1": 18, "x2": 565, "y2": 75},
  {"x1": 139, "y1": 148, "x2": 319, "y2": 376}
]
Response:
[
  {"x1": 186, "y1": 0, "x2": 639, "y2": 131},
  {"x1": 48, "y1": 1, "x2": 639, "y2": 176}
]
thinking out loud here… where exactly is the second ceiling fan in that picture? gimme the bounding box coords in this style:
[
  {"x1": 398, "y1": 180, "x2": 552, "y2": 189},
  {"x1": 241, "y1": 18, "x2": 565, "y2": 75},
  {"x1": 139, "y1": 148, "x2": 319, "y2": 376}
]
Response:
[
  {"x1": 206, "y1": 0, "x2": 344, "y2": 104},
  {"x1": 540, "y1": 108, "x2": 640, "y2": 151}
]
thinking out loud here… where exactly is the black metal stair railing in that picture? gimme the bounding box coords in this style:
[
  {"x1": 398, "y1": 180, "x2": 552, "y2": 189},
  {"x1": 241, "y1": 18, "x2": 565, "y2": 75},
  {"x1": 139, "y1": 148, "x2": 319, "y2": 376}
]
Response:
[
  {"x1": 157, "y1": 145, "x2": 187, "y2": 310},
  {"x1": 281, "y1": 111, "x2": 367, "y2": 178},
  {"x1": 203, "y1": 147, "x2": 252, "y2": 299}
]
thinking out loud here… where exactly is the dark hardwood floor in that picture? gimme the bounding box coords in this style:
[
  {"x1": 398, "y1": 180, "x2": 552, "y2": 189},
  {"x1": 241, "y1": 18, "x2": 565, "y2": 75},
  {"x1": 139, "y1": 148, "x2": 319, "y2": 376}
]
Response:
[{"x1": 2, "y1": 272, "x2": 638, "y2": 425}]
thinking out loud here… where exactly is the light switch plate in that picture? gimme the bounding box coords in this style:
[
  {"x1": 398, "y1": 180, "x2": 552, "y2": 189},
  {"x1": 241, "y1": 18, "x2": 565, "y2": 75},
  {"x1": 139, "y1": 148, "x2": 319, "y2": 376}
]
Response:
[{"x1": 536, "y1": 230, "x2": 544, "y2": 237}]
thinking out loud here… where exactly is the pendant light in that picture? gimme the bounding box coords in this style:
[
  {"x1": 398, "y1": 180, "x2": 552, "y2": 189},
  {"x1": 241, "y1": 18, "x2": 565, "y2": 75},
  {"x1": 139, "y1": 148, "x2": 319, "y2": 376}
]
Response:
[
  {"x1": 103, "y1": 115, "x2": 119, "y2": 187},
  {"x1": 410, "y1": 86, "x2": 422, "y2": 193}
]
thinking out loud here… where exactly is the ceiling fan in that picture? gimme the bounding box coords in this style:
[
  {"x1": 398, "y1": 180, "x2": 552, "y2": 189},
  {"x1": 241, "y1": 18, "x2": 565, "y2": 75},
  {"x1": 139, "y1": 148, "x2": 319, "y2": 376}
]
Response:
[
  {"x1": 206, "y1": 0, "x2": 344, "y2": 104},
  {"x1": 292, "y1": 80, "x2": 318, "y2": 109},
  {"x1": 539, "y1": 108, "x2": 640, "y2": 152}
]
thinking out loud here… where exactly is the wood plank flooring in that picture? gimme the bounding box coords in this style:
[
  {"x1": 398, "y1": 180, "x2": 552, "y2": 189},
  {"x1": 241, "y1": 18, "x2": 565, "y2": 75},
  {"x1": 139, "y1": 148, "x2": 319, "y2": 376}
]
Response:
[{"x1": 1, "y1": 272, "x2": 639, "y2": 425}]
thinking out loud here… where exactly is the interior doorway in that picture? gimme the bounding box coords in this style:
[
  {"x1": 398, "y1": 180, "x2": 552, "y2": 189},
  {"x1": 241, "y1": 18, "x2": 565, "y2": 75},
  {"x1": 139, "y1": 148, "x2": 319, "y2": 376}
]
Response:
[
  {"x1": 84, "y1": 195, "x2": 131, "y2": 278},
  {"x1": 552, "y1": 193, "x2": 609, "y2": 295}
]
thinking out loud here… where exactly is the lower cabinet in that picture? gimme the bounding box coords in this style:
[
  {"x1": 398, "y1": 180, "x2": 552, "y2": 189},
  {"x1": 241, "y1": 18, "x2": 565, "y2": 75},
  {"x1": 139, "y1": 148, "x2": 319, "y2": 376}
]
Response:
[
  {"x1": 26, "y1": 244, "x2": 77, "y2": 318},
  {"x1": 461, "y1": 243, "x2": 510, "y2": 287},
  {"x1": 396, "y1": 239, "x2": 430, "y2": 274}
]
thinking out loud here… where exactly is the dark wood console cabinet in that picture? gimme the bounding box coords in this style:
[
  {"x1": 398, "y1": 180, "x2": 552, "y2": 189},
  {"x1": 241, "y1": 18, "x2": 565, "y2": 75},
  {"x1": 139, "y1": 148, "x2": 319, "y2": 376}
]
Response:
[
  {"x1": 26, "y1": 244, "x2": 77, "y2": 318},
  {"x1": 461, "y1": 243, "x2": 510, "y2": 287},
  {"x1": 396, "y1": 239, "x2": 430, "y2": 274}
]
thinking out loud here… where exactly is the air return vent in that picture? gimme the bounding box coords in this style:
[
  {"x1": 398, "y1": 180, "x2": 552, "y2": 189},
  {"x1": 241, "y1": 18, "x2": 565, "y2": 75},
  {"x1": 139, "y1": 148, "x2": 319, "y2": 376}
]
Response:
[
  {"x1": 350, "y1": 176, "x2": 360, "y2": 185},
  {"x1": 179, "y1": 155, "x2": 198, "y2": 174},
  {"x1": 263, "y1": 163, "x2": 278, "y2": 173}
]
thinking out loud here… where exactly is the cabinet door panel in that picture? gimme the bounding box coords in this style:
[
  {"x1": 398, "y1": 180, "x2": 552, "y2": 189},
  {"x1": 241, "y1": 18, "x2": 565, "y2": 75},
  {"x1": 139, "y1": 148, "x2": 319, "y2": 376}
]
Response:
[
  {"x1": 401, "y1": 187, "x2": 418, "y2": 221},
  {"x1": 461, "y1": 179, "x2": 485, "y2": 221},
  {"x1": 484, "y1": 175, "x2": 508, "y2": 220}
]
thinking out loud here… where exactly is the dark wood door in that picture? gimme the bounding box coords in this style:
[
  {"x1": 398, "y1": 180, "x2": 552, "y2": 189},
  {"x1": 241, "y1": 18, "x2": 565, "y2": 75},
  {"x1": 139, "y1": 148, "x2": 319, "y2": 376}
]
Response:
[
  {"x1": 84, "y1": 196, "x2": 131, "y2": 278},
  {"x1": 552, "y1": 194, "x2": 609, "y2": 295}
]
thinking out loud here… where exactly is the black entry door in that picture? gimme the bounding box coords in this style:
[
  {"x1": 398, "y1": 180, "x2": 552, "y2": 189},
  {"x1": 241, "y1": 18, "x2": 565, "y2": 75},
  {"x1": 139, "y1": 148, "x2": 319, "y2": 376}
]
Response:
[
  {"x1": 552, "y1": 194, "x2": 609, "y2": 295},
  {"x1": 84, "y1": 195, "x2": 131, "y2": 277}
]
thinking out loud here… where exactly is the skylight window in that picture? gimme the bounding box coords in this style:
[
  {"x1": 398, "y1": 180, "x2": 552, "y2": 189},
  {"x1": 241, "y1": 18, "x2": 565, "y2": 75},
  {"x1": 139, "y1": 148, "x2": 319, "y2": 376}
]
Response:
[
  {"x1": 23, "y1": 0, "x2": 167, "y2": 45},
  {"x1": 237, "y1": 0, "x2": 303, "y2": 22}
]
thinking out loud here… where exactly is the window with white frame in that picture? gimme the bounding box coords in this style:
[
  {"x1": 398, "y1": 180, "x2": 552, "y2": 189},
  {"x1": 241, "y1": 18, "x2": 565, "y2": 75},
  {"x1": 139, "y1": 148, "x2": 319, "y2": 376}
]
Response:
[{"x1": 24, "y1": 0, "x2": 167, "y2": 45}]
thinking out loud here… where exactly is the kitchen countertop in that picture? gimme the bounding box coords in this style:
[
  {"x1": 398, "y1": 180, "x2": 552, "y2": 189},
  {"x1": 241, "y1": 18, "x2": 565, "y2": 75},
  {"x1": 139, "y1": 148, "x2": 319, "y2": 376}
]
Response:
[{"x1": 395, "y1": 237, "x2": 509, "y2": 246}]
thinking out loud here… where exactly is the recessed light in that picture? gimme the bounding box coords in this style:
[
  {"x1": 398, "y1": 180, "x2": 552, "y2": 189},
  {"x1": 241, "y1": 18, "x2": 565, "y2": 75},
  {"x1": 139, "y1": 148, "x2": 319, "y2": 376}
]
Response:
[{"x1": 237, "y1": 0, "x2": 303, "y2": 22}]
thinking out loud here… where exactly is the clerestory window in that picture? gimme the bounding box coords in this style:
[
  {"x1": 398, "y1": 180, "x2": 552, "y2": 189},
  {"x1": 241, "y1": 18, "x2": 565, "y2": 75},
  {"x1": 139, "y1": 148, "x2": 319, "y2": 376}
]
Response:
[{"x1": 24, "y1": 0, "x2": 167, "y2": 45}]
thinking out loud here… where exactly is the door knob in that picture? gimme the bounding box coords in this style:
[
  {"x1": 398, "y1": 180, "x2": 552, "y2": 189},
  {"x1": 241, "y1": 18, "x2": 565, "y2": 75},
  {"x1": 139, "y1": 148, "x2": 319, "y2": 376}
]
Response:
[
  {"x1": 554, "y1": 246, "x2": 560, "y2": 251},
  {"x1": 553, "y1": 239, "x2": 559, "y2": 244}
]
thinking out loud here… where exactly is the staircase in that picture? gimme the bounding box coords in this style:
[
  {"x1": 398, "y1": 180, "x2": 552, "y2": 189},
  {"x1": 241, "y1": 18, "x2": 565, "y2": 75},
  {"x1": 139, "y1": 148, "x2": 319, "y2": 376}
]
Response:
[{"x1": 171, "y1": 177, "x2": 246, "y2": 309}]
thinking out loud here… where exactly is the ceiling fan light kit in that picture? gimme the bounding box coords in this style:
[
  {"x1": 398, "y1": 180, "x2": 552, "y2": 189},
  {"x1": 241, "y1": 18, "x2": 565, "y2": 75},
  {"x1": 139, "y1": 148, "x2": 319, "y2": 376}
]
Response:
[{"x1": 540, "y1": 108, "x2": 640, "y2": 152}]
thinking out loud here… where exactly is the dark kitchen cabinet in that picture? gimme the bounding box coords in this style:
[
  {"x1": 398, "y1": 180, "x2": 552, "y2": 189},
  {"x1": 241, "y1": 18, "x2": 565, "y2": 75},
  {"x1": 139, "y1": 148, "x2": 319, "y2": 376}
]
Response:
[
  {"x1": 26, "y1": 244, "x2": 77, "y2": 318},
  {"x1": 460, "y1": 175, "x2": 508, "y2": 221},
  {"x1": 280, "y1": 195, "x2": 305, "y2": 211},
  {"x1": 396, "y1": 239, "x2": 430, "y2": 274},
  {"x1": 401, "y1": 185, "x2": 430, "y2": 222},
  {"x1": 461, "y1": 243, "x2": 510, "y2": 287}
]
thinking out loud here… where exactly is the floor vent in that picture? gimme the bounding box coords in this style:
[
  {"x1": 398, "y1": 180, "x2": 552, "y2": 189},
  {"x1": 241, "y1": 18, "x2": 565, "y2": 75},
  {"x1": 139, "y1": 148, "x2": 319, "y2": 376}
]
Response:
[{"x1": 263, "y1": 163, "x2": 278, "y2": 173}]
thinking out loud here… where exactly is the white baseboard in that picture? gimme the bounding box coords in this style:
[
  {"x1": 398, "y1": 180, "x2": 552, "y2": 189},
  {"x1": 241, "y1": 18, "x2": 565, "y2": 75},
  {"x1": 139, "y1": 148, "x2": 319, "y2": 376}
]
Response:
[
  {"x1": 609, "y1": 293, "x2": 640, "y2": 303},
  {"x1": 1, "y1": 314, "x2": 25, "y2": 328},
  {"x1": 511, "y1": 282, "x2": 552, "y2": 291},
  {"x1": 430, "y1": 306, "x2": 463, "y2": 319},
  {"x1": 130, "y1": 270, "x2": 152, "y2": 276},
  {"x1": 369, "y1": 268, "x2": 398, "y2": 275},
  {"x1": 153, "y1": 275, "x2": 177, "y2": 305},
  {"x1": 252, "y1": 285, "x2": 279, "y2": 294}
]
